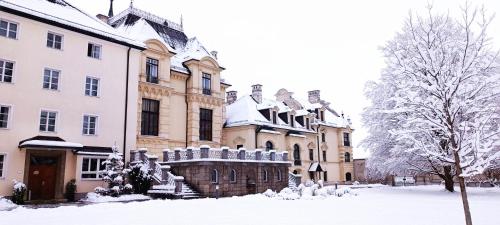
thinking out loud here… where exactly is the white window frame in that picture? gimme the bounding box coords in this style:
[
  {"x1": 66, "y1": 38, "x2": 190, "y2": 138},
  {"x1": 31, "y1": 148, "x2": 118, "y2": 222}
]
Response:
[
  {"x1": 0, "y1": 153, "x2": 7, "y2": 179},
  {"x1": 82, "y1": 114, "x2": 98, "y2": 136},
  {"x1": 0, "y1": 104, "x2": 12, "y2": 129},
  {"x1": 43, "y1": 68, "x2": 61, "y2": 91},
  {"x1": 0, "y1": 19, "x2": 18, "y2": 39},
  {"x1": 0, "y1": 59, "x2": 15, "y2": 83},
  {"x1": 88, "y1": 43, "x2": 102, "y2": 59},
  {"x1": 85, "y1": 76, "x2": 100, "y2": 97},
  {"x1": 81, "y1": 157, "x2": 107, "y2": 180},
  {"x1": 39, "y1": 109, "x2": 58, "y2": 133},
  {"x1": 230, "y1": 169, "x2": 237, "y2": 183},
  {"x1": 211, "y1": 169, "x2": 219, "y2": 184},
  {"x1": 46, "y1": 31, "x2": 63, "y2": 50}
]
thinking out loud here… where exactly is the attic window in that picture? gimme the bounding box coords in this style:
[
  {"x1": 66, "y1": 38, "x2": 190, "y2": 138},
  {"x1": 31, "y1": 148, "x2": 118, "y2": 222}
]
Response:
[
  {"x1": 272, "y1": 111, "x2": 277, "y2": 124},
  {"x1": 290, "y1": 115, "x2": 295, "y2": 127}
]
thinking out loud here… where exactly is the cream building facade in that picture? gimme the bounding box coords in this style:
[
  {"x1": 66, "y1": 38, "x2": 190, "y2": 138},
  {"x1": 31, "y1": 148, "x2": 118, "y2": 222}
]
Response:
[
  {"x1": 0, "y1": 0, "x2": 143, "y2": 200},
  {"x1": 223, "y1": 86, "x2": 355, "y2": 183},
  {"x1": 107, "y1": 7, "x2": 229, "y2": 157}
]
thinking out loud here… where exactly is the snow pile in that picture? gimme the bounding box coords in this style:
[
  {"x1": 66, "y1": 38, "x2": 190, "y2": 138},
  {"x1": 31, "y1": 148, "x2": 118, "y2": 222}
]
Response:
[
  {"x1": 262, "y1": 182, "x2": 357, "y2": 200},
  {"x1": 0, "y1": 197, "x2": 17, "y2": 211},
  {"x1": 81, "y1": 193, "x2": 150, "y2": 203}
]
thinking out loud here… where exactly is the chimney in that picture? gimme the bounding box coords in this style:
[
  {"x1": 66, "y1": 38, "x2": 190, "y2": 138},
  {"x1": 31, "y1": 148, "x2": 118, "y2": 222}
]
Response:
[
  {"x1": 226, "y1": 91, "x2": 237, "y2": 105},
  {"x1": 210, "y1": 51, "x2": 218, "y2": 59},
  {"x1": 308, "y1": 90, "x2": 320, "y2": 104},
  {"x1": 251, "y1": 84, "x2": 263, "y2": 104},
  {"x1": 108, "y1": 0, "x2": 114, "y2": 17}
]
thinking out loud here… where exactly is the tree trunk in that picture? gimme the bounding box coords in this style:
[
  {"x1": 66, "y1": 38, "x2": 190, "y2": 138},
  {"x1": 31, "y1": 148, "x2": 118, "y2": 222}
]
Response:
[
  {"x1": 453, "y1": 150, "x2": 473, "y2": 225},
  {"x1": 442, "y1": 165, "x2": 455, "y2": 192}
]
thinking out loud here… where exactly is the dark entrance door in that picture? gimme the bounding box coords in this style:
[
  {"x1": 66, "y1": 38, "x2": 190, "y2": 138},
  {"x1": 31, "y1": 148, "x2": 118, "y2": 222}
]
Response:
[{"x1": 28, "y1": 156, "x2": 58, "y2": 200}]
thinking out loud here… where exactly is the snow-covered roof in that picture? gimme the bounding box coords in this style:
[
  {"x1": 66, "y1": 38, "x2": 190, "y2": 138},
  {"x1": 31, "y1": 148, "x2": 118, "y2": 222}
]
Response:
[
  {"x1": 225, "y1": 95, "x2": 312, "y2": 132},
  {"x1": 115, "y1": 18, "x2": 175, "y2": 52},
  {"x1": 0, "y1": 0, "x2": 144, "y2": 49},
  {"x1": 226, "y1": 93, "x2": 352, "y2": 130},
  {"x1": 19, "y1": 140, "x2": 83, "y2": 148}
]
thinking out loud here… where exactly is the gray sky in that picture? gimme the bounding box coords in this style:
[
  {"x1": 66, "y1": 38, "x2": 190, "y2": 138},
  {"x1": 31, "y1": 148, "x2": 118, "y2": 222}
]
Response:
[{"x1": 69, "y1": 0, "x2": 500, "y2": 158}]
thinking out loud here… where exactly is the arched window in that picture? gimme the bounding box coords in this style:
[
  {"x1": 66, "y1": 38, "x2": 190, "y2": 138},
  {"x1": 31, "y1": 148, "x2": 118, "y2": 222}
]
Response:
[
  {"x1": 344, "y1": 152, "x2": 351, "y2": 162},
  {"x1": 230, "y1": 169, "x2": 237, "y2": 183},
  {"x1": 265, "y1": 141, "x2": 273, "y2": 151},
  {"x1": 346, "y1": 172, "x2": 352, "y2": 182},
  {"x1": 263, "y1": 170, "x2": 268, "y2": 182},
  {"x1": 293, "y1": 144, "x2": 301, "y2": 166},
  {"x1": 211, "y1": 169, "x2": 219, "y2": 184},
  {"x1": 277, "y1": 169, "x2": 282, "y2": 181}
]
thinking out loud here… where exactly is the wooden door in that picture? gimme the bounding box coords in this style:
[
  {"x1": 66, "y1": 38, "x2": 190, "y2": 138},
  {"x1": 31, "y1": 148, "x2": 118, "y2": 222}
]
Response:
[{"x1": 28, "y1": 157, "x2": 57, "y2": 200}]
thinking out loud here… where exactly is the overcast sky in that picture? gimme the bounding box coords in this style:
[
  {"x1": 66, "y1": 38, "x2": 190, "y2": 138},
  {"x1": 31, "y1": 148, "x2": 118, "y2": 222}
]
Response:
[{"x1": 68, "y1": 0, "x2": 500, "y2": 158}]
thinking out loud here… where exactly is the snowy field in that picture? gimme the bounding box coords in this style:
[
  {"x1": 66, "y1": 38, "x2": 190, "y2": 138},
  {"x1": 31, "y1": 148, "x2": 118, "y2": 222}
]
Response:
[{"x1": 1, "y1": 185, "x2": 499, "y2": 225}]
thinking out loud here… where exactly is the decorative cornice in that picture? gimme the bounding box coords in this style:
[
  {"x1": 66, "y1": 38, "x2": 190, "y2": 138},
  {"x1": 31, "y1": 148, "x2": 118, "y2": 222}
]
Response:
[
  {"x1": 139, "y1": 82, "x2": 173, "y2": 96},
  {"x1": 187, "y1": 93, "x2": 224, "y2": 106},
  {"x1": 171, "y1": 73, "x2": 189, "y2": 81}
]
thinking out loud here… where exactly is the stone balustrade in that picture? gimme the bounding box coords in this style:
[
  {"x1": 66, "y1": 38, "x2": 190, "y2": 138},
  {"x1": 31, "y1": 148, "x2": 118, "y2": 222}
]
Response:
[{"x1": 161, "y1": 146, "x2": 290, "y2": 163}]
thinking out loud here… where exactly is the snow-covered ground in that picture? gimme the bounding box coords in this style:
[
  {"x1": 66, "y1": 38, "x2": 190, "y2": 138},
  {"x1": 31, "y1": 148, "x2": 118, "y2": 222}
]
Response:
[
  {"x1": 81, "y1": 193, "x2": 151, "y2": 203},
  {"x1": 0, "y1": 197, "x2": 17, "y2": 211},
  {"x1": 1, "y1": 185, "x2": 499, "y2": 225}
]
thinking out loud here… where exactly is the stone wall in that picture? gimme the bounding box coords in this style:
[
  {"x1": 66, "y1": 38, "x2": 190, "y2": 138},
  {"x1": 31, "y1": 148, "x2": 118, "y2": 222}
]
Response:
[{"x1": 169, "y1": 161, "x2": 289, "y2": 197}]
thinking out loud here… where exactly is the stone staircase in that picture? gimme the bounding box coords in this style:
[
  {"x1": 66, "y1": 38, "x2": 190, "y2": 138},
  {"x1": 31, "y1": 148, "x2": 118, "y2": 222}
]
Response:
[{"x1": 179, "y1": 182, "x2": 201, "y2": 199}]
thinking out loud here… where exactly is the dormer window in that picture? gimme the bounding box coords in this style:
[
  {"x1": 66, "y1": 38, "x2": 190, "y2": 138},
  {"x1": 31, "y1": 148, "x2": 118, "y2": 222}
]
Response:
[
  {"x1": 314, "y1": 109, "x2": 319, "y2": 119},
  {"x1": 272, "y1": 110, "x2": 277, "y2": 124},
  {"x1": 320, "y1": 110, "x2": 325, "y2": 122},
  {"x1": 306, "y1": 118, "x2": 310, "y2": 129},
  {"x1": 290, "y1": 115, "x2": 295, "y2": 127},
  {"x1": 202, "y1": 73, "x2": 211, "y2": 95}
]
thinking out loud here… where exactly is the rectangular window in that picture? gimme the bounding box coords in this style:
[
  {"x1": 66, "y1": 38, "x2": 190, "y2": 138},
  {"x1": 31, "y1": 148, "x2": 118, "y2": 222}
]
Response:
[
  {"x1": 0, "y1": 20, "x2": 17, "y2": 39},
  {"x1": 320, "y1": 111, "x2": 325, "y2": 121},
  {"x1": 309, "y1": 149, "x2": 314, "y2": 161},
  {"x1": 141, "y1": 99, "x2": 159, "y2": 136},
  {"x1": 43, "y1": 69, "x2": 60, "y2": 90},
  {"x1": 83, "y1": 115, "x2": 98, "y2": 135},
  {"x1": 0, "y1": 105, "x2": 10, "y2": 128},
  {"x1": 306, "y1": 118, "x2": 310, "y2": 129},
  {"x1": 290, "y1": 115, "x2": 295, "y2": 127},
  {"x1": 272, "y1": 111, "x2": 277, "y2": 124},
  {"x1": 344, "y1": 133, "x2": 350, "y2": 147},
  {"x1": 0, "y1": 154, "x2": 5, "y2": 178},
  {"x1": 236, "y1": 144, "x2": 243, "y2": 150},
  {"x1": 0, "y1": 59, "x2": 14, "y2": 83},
  {"x1": 81, "y1": 157, "x2": 106, "y2": 179},
  {"x1": 46, "y1": 32, "x2": 63, "y2": 49},
  {"x1": 85, "y1": 77, "x2": 99, "y2": 97},
  {"x1": 324, "y1": 171, "x2": 328, "y2": 182},
  {"x1": 87, "y1": 43, "x2": 101, "y2": 59},
  {"x1": 323, "y1": 151, "x2": 327, "y2": 162},
  {"x1": 39, "y1": 110, "x2": 57, "y2": 132},
  {"x1": 146, "y1": 57, "x2": 159, "y2": 83},
  {"x1": 199, "y1": 108, "x2": 213, "y2": 141},
  {"x1": 202, "y1": 73, "x2": 211, "y2": 95},
  {"x1": 321, "y1": 133, "x2": 326, "y2": 142}
]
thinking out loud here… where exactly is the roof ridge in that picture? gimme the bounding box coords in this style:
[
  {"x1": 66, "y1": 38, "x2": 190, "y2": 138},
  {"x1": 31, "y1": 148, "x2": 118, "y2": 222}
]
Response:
[{"x1": 109, "y1": 6, "x2": 183, "y2": 32}]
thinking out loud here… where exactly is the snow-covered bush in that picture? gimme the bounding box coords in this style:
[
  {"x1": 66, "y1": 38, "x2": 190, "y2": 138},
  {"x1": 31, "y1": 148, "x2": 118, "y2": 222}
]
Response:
[
  {"x1": 127, "y1": 163, "x2": 153, "y2": 195},
  {"x1": 263, "y1": 189, "x2": 277, "y2": 198},
  {"x1": 0, "y1": 197, "x2": 17, "y2": 211},
  {"x1": 94, "y1": 186, "x2": 106, "y2": 195},
  {"x1": 276, "y1": 188, "x2": 300, "y2": 200},
  {"x1": 353, "y1": 181, "x2": 360, "y2": 185},
  {"x1": 98, "y1": 145, "x2": 126, "y2": 196},
  {"x1": 317, "y1": 180, "x2": 324, "y2": 188},
  {"x1": 123, "y1": 184, "x2": 133, "y2": 195},
  {"x1": 12, "y1": 180, "x2": 26, "y2": 205},
  {"x1": 304, "y1": 180, "x2": 315, "y2": 187}
]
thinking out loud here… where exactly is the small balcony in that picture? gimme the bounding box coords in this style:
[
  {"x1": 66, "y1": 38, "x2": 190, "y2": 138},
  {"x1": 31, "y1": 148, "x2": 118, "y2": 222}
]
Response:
[{"x1": 203, "y1": 88, "x2": 211, "y2": 95}]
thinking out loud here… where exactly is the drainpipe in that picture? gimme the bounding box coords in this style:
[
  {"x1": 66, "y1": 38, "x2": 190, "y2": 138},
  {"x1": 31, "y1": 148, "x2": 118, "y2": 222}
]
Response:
[
  {"x1": 185, "y1": 75, "x2": 190, "y2": 148},
  {"x1": 122, "y1": 47, "x2": 131, "y2": 163},
  {"x1": 316, "y1": 124, "x2": 321, "y2": 180}
]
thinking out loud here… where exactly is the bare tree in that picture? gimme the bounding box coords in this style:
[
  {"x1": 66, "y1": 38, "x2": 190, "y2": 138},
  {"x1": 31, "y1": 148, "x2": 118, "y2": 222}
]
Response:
[{"x1": 363, "y1": 4, "x2": 500, "y2": 225}]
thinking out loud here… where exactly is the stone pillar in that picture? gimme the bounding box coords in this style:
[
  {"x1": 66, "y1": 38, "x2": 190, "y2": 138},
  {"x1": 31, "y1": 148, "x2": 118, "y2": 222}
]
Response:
[
  {"x1": 174, "y1": 148, "x2": 181, "y2": 161},
  {"x1": 282, "y1": 151, "x2": 289, "y2": 161},
  {"x1": 130, "y1": 150, "x2": 137, "y2": 162},
  {"x1": 221, "y1": 147, "x2": 229, "y2": 159},
  {"x1": 238, "y1": 148, "x2": 246, "y2": 160},
  {"x1": 138, "y1": 148, "x2": 147, "y2": 162},
  {"x1": 201, "y1": 145, "x2": 210, "y2": 159},
  {"x1": 187, "y1": 147, "x2": 193, "y2": 160},
  {"x1": 160, "y1": 165, "x2": 171, "y2": 183},
  {"x1": 148, "y1": 156, "x2": 158, "y2": 175},
  {"x1": 162, "y1": 149, "x2": 170, "y2": 162},
  {"x1": 174, "y1": 176, "x2": 184, "y2": 194},
  {"x1": 255, "y1": 149, "x2": 262, "y2": 161},
  {"x1": 270, "y1": 150, "x2": 276, "y2": 161}
]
